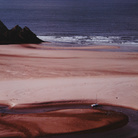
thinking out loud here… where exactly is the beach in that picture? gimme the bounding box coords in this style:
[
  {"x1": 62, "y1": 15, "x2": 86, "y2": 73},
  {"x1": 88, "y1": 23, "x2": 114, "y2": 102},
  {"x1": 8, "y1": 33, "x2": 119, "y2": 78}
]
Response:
[
  {"x1": 1, "y1": 0, "x2": 138, "y2": 137},
  {"x1": 0, "y1": 44, "x2": 138, "y2": 137}
]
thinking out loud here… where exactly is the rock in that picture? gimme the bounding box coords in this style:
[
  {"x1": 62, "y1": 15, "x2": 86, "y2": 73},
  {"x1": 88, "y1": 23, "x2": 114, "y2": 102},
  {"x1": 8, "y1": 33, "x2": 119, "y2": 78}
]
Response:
[
  {"x1": 0, "y1": 20, "x2": 8, "y2": 33},
  {"x1": 0, "y1": 20, "x2": 9, "y2": 43},
  {"x1": 19, "y1": 26, "x2": 43, "y2": 43},
  {"x1": 0, "y1": 20, "x2": 43, "y2": 44},
  {"x1": 5, "y1": 25, "x2": 23, "y2": 43}
]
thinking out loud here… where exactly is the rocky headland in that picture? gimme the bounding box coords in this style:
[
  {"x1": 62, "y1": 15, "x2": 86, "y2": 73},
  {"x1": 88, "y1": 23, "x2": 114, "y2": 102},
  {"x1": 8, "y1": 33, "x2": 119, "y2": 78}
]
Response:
[{"x1": 0, "y1": 20, "x2": 43, "y2": 44}]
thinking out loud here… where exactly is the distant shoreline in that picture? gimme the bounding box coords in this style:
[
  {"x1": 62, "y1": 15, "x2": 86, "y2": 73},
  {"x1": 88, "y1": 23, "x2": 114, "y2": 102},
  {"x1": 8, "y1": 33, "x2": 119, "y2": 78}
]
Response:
[{"x1": 38, "y1": 35, "x2": 138, "y2": 48}]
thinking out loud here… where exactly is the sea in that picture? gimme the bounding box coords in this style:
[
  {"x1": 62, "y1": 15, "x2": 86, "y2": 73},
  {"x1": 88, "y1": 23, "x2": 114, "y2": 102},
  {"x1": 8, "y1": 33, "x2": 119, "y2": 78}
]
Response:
[{"x1": 0, "y1": 0, "x2": 138, "y2": 47}]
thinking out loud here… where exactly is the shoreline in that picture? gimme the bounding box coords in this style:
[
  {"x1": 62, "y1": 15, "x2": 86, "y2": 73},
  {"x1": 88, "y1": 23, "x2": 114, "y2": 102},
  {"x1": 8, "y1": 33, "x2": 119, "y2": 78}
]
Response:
[
  {"x1": 0, "y1": 101, "x2": 138, "y2": 138},
  {"x1": 28, "y1": 42, "x2": 138, "y2": 52},
  {"x1": 0, "y1": 44, "x2": 138, "y2": 137},
  {"x1": 0, "y1": 102, "x2": 130, "y2": 138}
]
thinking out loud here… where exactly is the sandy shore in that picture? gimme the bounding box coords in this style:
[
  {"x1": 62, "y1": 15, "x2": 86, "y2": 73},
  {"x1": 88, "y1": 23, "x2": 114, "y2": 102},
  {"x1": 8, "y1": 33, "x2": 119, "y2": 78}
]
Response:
[{"x1": 0, "y1": 43, "x2": 138, "y2": 137}]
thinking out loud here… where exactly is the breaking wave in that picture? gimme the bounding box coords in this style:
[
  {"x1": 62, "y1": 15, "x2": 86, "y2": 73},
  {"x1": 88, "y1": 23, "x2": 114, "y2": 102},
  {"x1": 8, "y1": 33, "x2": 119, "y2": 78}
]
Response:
[{"x1": 38, "y1": 35, "x2": 138, "y2": 46}]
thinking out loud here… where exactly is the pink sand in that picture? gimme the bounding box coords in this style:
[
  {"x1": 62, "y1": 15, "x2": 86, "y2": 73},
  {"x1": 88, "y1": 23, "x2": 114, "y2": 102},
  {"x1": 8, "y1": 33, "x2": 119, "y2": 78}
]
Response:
[{"x1": 0, "y1": 44, "x2": 138, "y2": 110}]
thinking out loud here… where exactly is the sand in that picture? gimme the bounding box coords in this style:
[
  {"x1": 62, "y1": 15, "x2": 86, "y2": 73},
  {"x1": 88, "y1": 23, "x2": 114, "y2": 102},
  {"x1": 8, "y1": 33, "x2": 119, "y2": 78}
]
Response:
[
  {"x1": 0, "y1": 107, "x2": 128, "y2": 137},
  {"x1": 0, "y1": 43, "x2": 138, "y2": 137}
]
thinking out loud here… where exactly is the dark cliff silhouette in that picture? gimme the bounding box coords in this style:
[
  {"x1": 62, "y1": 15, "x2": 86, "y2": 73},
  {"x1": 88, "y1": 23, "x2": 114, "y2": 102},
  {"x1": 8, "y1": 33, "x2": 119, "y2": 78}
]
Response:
[{"x1": 0, "y1": 20, "x2": 43, "y2": 44}]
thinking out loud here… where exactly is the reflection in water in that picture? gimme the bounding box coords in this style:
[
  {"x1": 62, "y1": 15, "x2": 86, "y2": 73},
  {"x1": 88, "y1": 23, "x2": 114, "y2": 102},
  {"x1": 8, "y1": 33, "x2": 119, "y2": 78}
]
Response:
[{"x1": 0, "y1": 102, "x2": 137, "y2": 138}]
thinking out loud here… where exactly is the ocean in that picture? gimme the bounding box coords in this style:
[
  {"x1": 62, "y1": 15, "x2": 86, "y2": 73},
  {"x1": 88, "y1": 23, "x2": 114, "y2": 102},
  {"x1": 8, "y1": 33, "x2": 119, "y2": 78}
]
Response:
[{"x1": 0, "y1": 0, "x2": 138, "y2": 46}]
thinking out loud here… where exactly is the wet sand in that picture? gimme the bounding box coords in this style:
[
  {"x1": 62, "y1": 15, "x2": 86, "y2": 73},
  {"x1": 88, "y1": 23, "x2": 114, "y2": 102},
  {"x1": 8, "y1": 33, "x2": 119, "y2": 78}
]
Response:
[
  {"x1": 0, "y1": 104, "x2": 128, "y2": 137},
  {"x1": 0, "y1": 43, "x2": 138, "y2": 137},
  {"x1": 0, "y1": 101, "x2": 138, "y2": 138}
]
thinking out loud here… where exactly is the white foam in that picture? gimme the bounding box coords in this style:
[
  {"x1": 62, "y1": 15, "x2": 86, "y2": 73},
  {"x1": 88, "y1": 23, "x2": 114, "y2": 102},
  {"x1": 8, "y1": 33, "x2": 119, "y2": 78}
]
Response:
[{"x1": 38, "y1": 35, "x2": 138, "y2": 46}]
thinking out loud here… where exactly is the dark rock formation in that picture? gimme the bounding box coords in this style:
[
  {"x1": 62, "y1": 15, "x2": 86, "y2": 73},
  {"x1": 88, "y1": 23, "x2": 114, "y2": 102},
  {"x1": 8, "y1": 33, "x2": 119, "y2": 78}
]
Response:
[
  {"x1": 0, "y1": 20, "x2": 9, "y2": 43},
  {"x1": 0, "y1": 20, "x2": 43, "y2": 44},
  {"x1": 0, "y1": 20, "x2": 8, "y2": 33}
]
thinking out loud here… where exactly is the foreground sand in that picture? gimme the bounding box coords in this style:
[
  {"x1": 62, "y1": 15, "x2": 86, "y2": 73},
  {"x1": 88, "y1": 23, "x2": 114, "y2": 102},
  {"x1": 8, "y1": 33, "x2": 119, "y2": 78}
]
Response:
[
  {"x1": 0, "y1": 107, "x2": 128, "y2": 137},
  {"x1": 0, "y1": 44, "x2": 138, "y2": 137}
]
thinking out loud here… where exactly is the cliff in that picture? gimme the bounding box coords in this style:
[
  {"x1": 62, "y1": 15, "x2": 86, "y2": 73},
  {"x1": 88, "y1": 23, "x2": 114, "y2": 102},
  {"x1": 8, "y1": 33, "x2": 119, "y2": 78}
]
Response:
[{"x1": 0, "y1": 20, "x2": 43, "y2": 44}]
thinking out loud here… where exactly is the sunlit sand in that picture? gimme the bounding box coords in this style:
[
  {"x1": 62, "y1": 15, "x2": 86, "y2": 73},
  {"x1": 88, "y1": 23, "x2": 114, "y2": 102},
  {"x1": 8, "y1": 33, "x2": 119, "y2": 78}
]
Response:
[{"x1": 0, "y1": 44, "x2": 138, "y2": 137}]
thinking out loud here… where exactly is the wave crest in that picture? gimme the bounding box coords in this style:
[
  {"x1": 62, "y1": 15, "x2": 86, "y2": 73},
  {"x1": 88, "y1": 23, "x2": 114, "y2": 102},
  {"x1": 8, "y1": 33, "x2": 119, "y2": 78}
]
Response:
[{"x1": 38, "y1": 35, "x2": 138, "y2": 46}]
